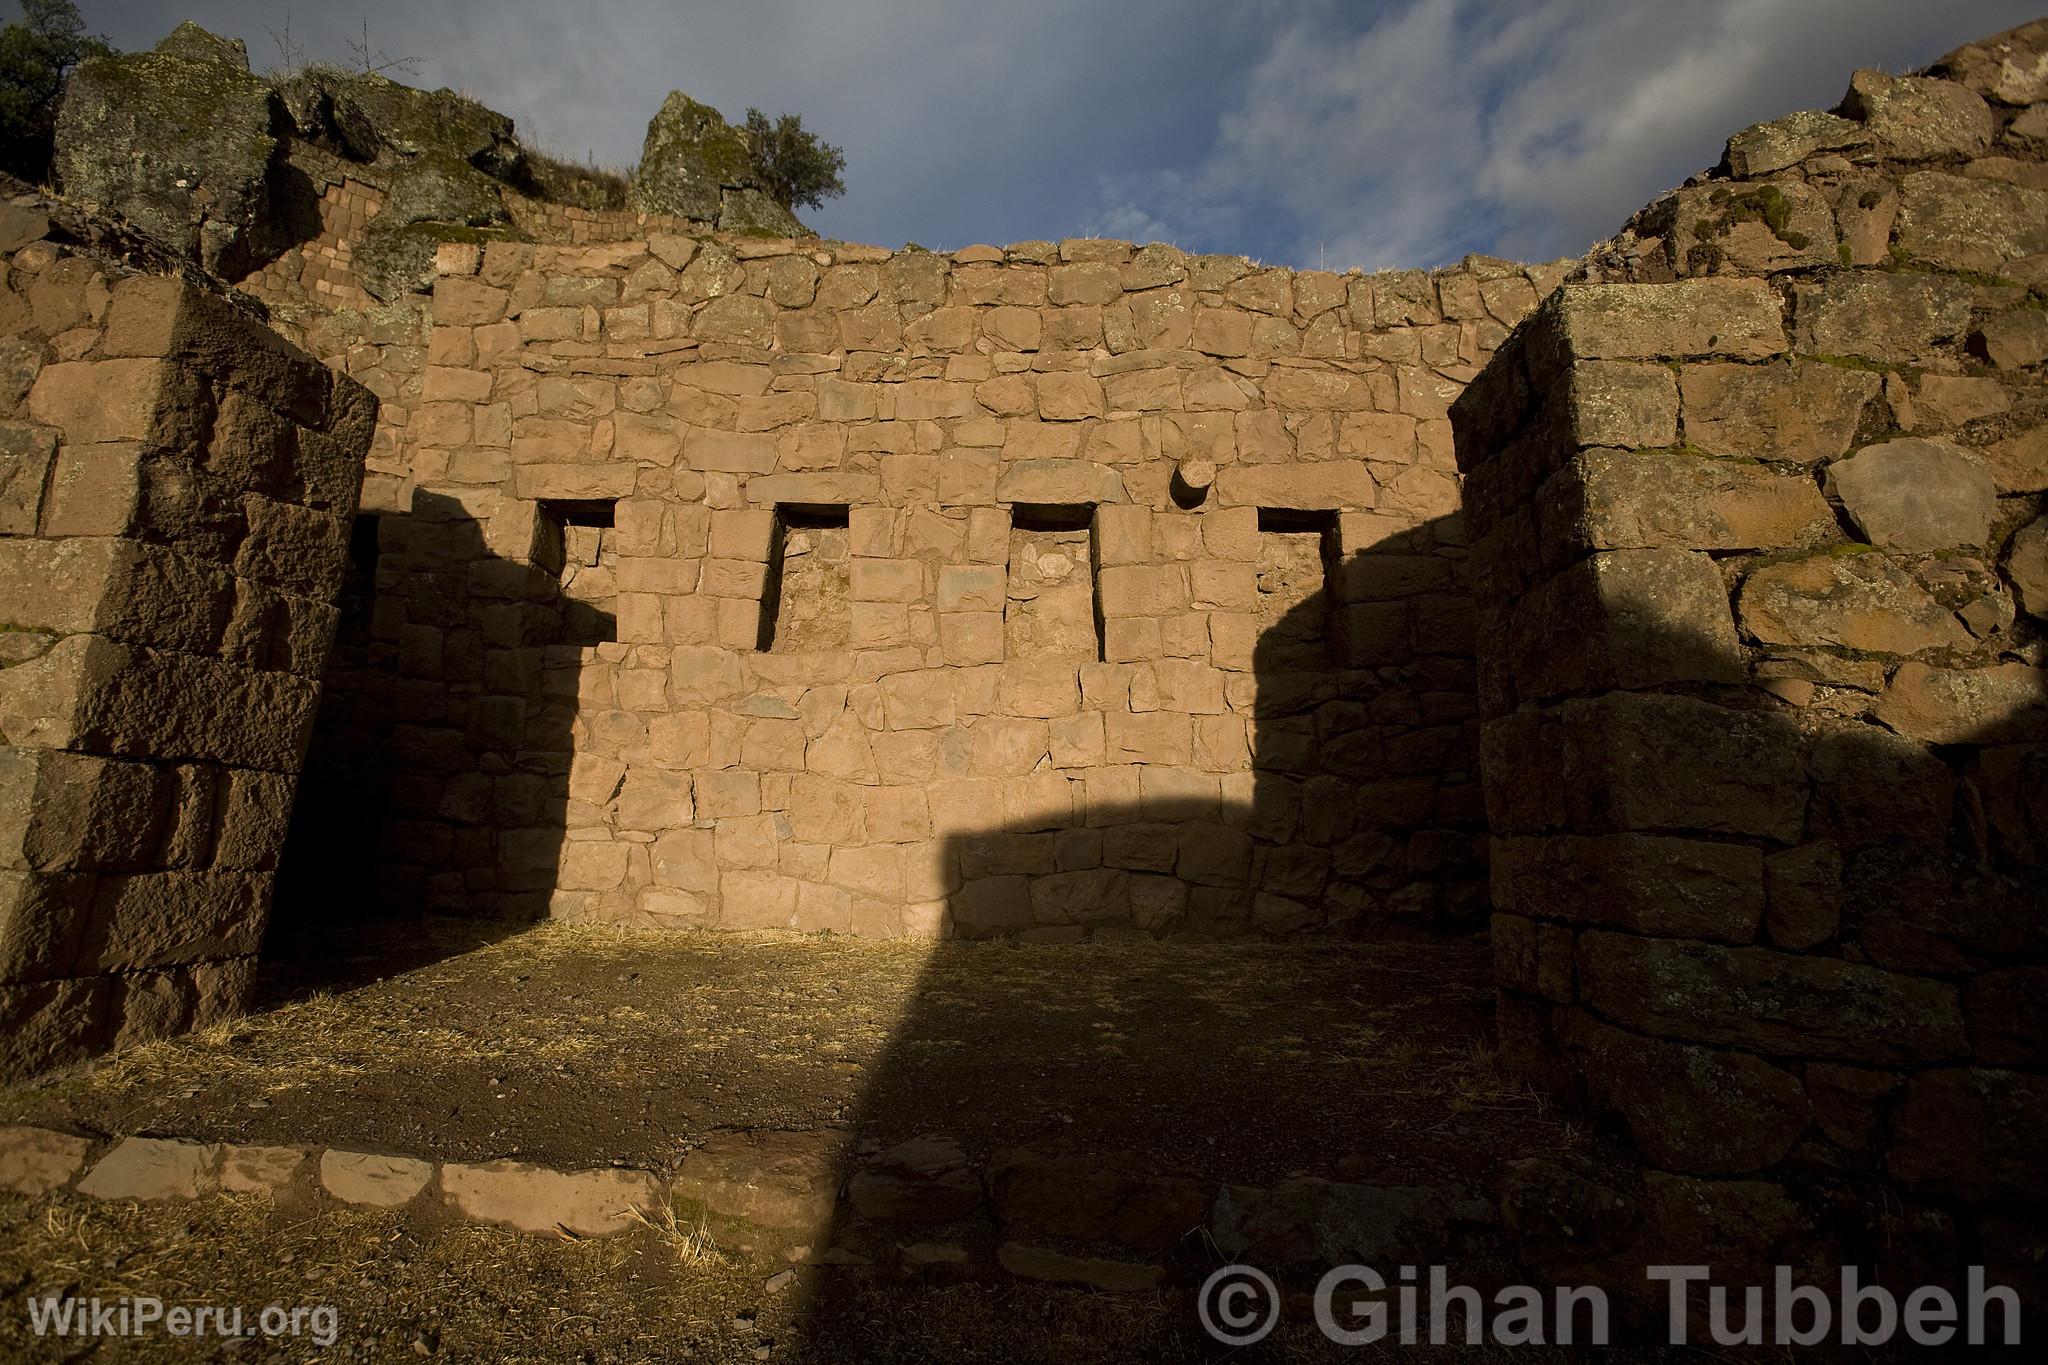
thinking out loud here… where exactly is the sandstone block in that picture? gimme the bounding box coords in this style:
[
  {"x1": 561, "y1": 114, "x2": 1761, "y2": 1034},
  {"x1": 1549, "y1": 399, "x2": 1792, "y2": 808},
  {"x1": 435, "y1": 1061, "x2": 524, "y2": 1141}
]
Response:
[
  {"x1": 995, "y1": 459, "x2": 1125, "y2": 506},
  {"x1": 671, "y1": 1129, "x2": 845, "y2": 1237},
  {"x1": 442, "y1": 1160, "x2": 664, "y2": 1237},
  {"x1": 78, "y1": 1137, "x2": 220, "y2": 1201},
  {"x1": 219, "y1": 1144, "x2": 309, "y2": 1195},
  {"x1": 1842, "y1": 69, "x2": 1992, "y2": 159},
  {"x1": 1492, "y1": 834, "x2": 1764, "y2": 942},
  {"x1": 1874, "y1": 661, "x2": 2048, "y2": 745},
  {"x1": 1565, "y1": 361, "x2": 1678, "y2": 448},
  {"x1": 1893, "y1": 172, "x2": 2048, "y2": 275},
  {"x1": 1565, "y1": 1011, "x2": 1808, "y2": 1176},
  {"x1": 1508, "y1": 550, "x2": 1742, "y2": 701},
  {"x1": 1795, "y1": 272, "x2": 1972, "y2": 365},
  {"x1": 1213, "y1": 462, "x2": 1374, "y2": 510},
  {"x1": 0, "y1": 1124, "x2": 92, "y2": 1194}
]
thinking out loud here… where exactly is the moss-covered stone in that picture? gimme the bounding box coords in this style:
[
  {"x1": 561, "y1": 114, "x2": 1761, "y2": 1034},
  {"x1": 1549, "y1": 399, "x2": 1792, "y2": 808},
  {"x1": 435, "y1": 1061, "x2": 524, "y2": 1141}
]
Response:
[
  {"x1": 354, "y1": 219, "x2": 522, "y2": 302},
  {"x1": 290, "y1": 70, "x2": 521, "y2": 178},
  {"x1": 52, "y1": 48, "x2": 283, "y2": 276},
  {"x1": 153, "y1": 21, "x2": 250, "y2": 70},
  {"x1": 628, "y1": 91, "x2": 806, "y2": 236}
]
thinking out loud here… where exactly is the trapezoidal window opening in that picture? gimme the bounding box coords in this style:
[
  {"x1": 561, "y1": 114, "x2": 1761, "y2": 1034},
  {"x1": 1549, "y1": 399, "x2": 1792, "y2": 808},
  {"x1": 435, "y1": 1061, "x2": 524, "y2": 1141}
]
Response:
[
  {"x1": 1006, "y1": 503, "x2": 1101, "y2": 662},
  {"x1": 537, "y1": 499, "x2": 618, "y2": 647},
  {"x1": 1255, "y1": 507, "x2": 1337, "y2": 668},
  {"x1": 763, "y1": 503, "x2": 851, "y2": 652}
]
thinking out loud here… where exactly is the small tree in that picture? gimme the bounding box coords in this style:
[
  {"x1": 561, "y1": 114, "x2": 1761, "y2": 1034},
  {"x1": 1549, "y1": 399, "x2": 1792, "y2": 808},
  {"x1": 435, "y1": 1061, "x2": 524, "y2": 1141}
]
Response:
[
  {"x1": 742, "y1": 108, "x2": 845, "y2": 212},
  {"x1": 0, "y1": 0, "x2": 111, "y2": 182}
]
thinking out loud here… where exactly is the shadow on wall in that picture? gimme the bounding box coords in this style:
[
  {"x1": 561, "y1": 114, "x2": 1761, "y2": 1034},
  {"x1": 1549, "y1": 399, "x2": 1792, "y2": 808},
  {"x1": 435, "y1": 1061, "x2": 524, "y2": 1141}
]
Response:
[
  {"x1": 1474, "y1": 550, "x2": 2048, "y2": 1332},
  {"x1": 268, "y1": 503, "x2": 1486, "y2": 977},
  {"x1": 267, "y1": 490, "x2": 610, "y2": 988}
]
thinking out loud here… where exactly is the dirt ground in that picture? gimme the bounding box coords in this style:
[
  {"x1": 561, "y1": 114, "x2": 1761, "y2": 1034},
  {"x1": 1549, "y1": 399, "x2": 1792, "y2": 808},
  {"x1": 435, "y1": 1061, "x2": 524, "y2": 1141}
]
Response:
[
  {"x1": 0, "y1": 921, "x2": 1574, "y2": 1187},
  {"x1": 0, "y1": 920, "x2": 1651, "y2": 1363}
]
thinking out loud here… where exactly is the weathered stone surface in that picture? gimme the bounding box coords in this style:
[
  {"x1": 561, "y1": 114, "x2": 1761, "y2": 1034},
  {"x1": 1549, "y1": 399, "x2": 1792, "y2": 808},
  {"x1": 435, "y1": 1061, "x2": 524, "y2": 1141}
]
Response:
[
  {"x1": 1893, "y1": 172, "x2": 2048, "y2": 274},
  {"x1": 2008, "y1": 515, "x2": 2048, "y2": 618},
  {"x1": 1665, "y1": 180, "x2": 1837, "y2": 274},
  {"x1": 671, "y1": 1130, "x2": 845, "y2": 1232},
  {"x1": 1890, "y1": 1068, "x2": 2048, "y2": 1201},
  {"x1": 846, "y1": 1135, "x2": 980, "y2": 1223},
  {"x1": 1795, "y1": 273, "x2": 1973, "y2": 364},
  {"x1": 1557, "y1": 692, "x2": 1805, "y2": 843},
  {"x1": 219, "y1": 1144, "x2": 308, "y2": 1195},
  {"x1": 1825, "y1": 439, "x2": 1996, "y2": 551},
  {"x1": 442, "y1": 1160, "x2": 664, "y2": 1237},
  {"x1": 1492, "y1": 834, "x2": 1762, "y2": 942},
  {"x1": 53, "y1": 48, "x2": 281, "y2": 274},
  {"x1": 1875, "y1": 661, "x2": 2048, "y2": 745},
  {"x1": 1564, "y1": 1011, "x2": 1808, "y2": 1175},
  {"x1": 1763, "y1": 842, "x2": 1842, "y2": 951},
  {"x1": 1723, "y1": 110, "x2": 1867, "y2": 176},
  {"x1": 1738, "y1": 552, "x2": 1970, "y2": 654},
  {"x1": 1544, "y1": 449, "x2": 1834, "y2": 554},
  {"x1": 76, "y1": 1136, "x2": 220, "y2": 1201},
  {"x1": 1932, "y1": 17, "x2": 2048, "y2": 104},
  {"x1": 1679, "y1": 361, "x2": 1877, "y2": 463},
  {"x1": 1549, "y1": 280, "x2": 1786, "y2": 362},
  {"x1": 1565, "y1": 361, "x2": 1676, "y2": 447},
  {"x1": 994, "y1": 459, "x2": 1125, "y2": 506},
  {"x1": 0, "y1": 1124, "x2": 92, "y2": 1194},
  {"x1": 1576, "y1": 931, "x2": 1967, "y2": 1065},
  {"x1": 996, "y1": 1242, "x2": 1163, "y2": 1292},
  {"x1": 319, "y1": 1150, "x2": 433, "y2": 1207},
  {"x1": 628, "y1": 91, "x2": 804, "y2": 236},
  {"x1": 1509, "y1": 550, "x2": 1743, "y2": 700},
  {"x1": 1214, "y1": 461, "x2": 1376, "y2": 510},
  {"x1": 1841, "y1": 70, "x2": 1993, "y2": 159}
]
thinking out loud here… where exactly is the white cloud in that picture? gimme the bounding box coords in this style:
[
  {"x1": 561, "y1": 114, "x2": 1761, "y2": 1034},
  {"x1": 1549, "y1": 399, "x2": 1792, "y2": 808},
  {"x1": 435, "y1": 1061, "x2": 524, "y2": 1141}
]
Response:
[{"x1": 1132, "y1": 0, "x2": 2043, "y2": 271}]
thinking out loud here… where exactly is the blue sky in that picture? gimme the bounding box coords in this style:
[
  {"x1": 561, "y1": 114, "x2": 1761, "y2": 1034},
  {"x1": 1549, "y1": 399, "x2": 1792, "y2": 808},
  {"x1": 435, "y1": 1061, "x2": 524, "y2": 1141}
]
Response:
[{"x1": 58, "y1": 0, "x2": 2044, "y2": 270}]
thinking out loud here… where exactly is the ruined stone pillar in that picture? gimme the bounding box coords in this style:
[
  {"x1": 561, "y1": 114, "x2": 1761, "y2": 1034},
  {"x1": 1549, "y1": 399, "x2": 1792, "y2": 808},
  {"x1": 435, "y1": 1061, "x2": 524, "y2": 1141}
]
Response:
[{"x1": 0, "y1": 226, "x2": 377, "y2": 1077}]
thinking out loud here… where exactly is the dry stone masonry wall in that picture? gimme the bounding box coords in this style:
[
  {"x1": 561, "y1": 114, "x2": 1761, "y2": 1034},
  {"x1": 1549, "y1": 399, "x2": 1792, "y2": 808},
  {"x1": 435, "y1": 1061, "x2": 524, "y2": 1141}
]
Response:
[
  {"x1": 283, "y1": 233, "x2": 1570, "y2": 938},
  {"x1": 0, "y1": 197, "x2": 377, "y2": 1078},
  {"x1": 1455, "y1": 17, "x2": 2048, "y2": 1304}
]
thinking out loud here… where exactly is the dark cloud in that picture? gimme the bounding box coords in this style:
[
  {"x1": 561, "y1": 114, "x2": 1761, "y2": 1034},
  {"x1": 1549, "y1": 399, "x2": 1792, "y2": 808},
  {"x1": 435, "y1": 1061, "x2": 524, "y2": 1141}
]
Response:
[{"x1": 69, "y1": 0, "x2": 2040, "y2": 268}]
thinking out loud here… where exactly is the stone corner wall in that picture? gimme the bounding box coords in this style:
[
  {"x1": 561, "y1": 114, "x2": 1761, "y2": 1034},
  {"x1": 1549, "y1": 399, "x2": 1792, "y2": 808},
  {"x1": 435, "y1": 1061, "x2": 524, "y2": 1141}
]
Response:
[
  {"x1": 0, "y1": 200, "x2": 379, "y2": 1078},
  {"x1": 1455, "y1": 18, "x2": 2047, "y2": 1298}
]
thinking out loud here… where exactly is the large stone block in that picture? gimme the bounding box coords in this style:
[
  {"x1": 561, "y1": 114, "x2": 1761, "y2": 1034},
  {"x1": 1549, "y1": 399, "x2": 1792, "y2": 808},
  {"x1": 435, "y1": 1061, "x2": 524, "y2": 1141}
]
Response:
[
  {"x1": 1213, "y1": 462, "x2": 1375, "y2": 510},
  {"x1": 1794, "y1": 273, "x2": 1972, "y2": 365},
  {"x1": 1492, "y1": 834, "x2": 1763, "y2": 942},
  {"x1": 1874, "y1": 662, "x2": 2048, "y2": 745},
  {"x1": 1557, "y1": 692, "x2": 1806, "y2": 843},
  {"x1": 1824, "y1": 439, "x2": 1996, "y2": 552},
  {"x1": 1508, "y1": 550, "x2": 1742, "y2": 701},
  {"x1": 1889, "y1": 1068, "x2": 2048, "y2": 1202},
  {"x1": 1546, "y1": 280, "x2": 1786, "y2": 362},
  {"x1": 1892, "y1": 172, "x2": 2048, "y2": 275},
  {"x1": 1563, "y1": 361, "x2": 1677, "y2": 448},
  {"x1": 1679, "y1": 360, "x2": 1878, "y2": 463},
  {"x1": 995, "y1": 459, "x2": 1125, "y2": 506},
  {"x1": 1575, "y1": 931, "x2": 1967, "y2": 1064},
  {"x1": 1541, "y1": 449, "x2": 1833, "y2": 556},
  {"x1": 1563, "y1": 1011, "x2": 1808, "y2": 1175},
  {"x1": 1840, "y1": 70, "x2": 1992, "y2": 158},
  {"x1": 1737, "y1": 552, "x2": 1971, "y2": 654}
]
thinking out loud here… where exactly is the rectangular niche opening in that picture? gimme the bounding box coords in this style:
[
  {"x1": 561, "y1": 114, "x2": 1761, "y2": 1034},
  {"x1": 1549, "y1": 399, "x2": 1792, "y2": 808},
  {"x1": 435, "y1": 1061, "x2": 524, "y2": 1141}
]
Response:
[
  {"x1": 1255, "y1": 508, "x2": 1337, "y2": 668},
  {"x1": 537, "y1": 499, "x2": 618, "y2": 647},
  {"x1": 1006, "y1": 503, "x2": 1101, "y2": 662},
  {"x1": 764, "y1": 504, "x2": 851, "y2": 653}
]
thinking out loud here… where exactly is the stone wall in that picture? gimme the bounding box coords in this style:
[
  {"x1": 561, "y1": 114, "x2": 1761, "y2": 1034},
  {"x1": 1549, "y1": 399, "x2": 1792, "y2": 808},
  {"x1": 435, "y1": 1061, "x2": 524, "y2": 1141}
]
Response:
[
  {"x1": 277, "y1": 235, "x2": 1572, "y2": 937},
  {"x1": 1456, "y1": 19, "x2": 2047, "y2": 1298},
  {"x1": 0, "y1": 197, "x2": 377, "y2": 1077}
]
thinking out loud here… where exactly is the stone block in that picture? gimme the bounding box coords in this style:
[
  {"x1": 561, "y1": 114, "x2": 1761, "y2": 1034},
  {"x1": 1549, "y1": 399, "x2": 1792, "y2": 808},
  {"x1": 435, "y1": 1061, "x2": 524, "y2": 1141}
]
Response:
[
  {"x1": 1508, "y1": 550, "x2": 1742, "y2": 701},
  {"x1": 1824, "y1": 439, "x2": 1996, "y2": 551},
  {"x1": 219, "y1": 1144, "x2": 309, "y2": 1195},
  {"x1": 1794, "y1": 272, "x2": 1972, "y2": 365},
  {"x1": 1492, "y1": 834, "x2": 1764, "y2": 942},
  {"x1": 1679, "y1": 361, "x2": 1878, "y2": 463},
  {"x1": 77, "y1": 1137, "x2": 221, "y2": 1201},
  {"x1": 320, "y1": 1150, "x2": 433, "y2": 1207},
  {"x1": 1557, "y1": 692, "x2": 1806, "y2": 843},
  {"x1": 1542, "y1": 449, "x2": 1833, "y2": 556},
  {"x1": 0, "y1": 1124, "x2": 92, "y2": 1194},
  {"x1": 996, "y1": 459, "x2": 1124, "y2": 506},
  {"x1": 1874, "y1": 661, "x2": 2048, "y2": 745},
  {"x1": 1549, "y1": 280, "x2": 1785, "y2": 362},
  {"x1": 442, "y1": 1160, "x2": 664, "y2": 1237},
  {"x1": 1213, "y1": 461, "x2": 1374, "y2": 510},
  {"x1": 1575, "y1": 931, "x2": 1966, "y2": 1065},
  {"x1": 1738, "y1": 552, "x2": 1970, "y2": 653},
  {"x1": 27, "y1": 358, "x2": 166, "y2": 443}
]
